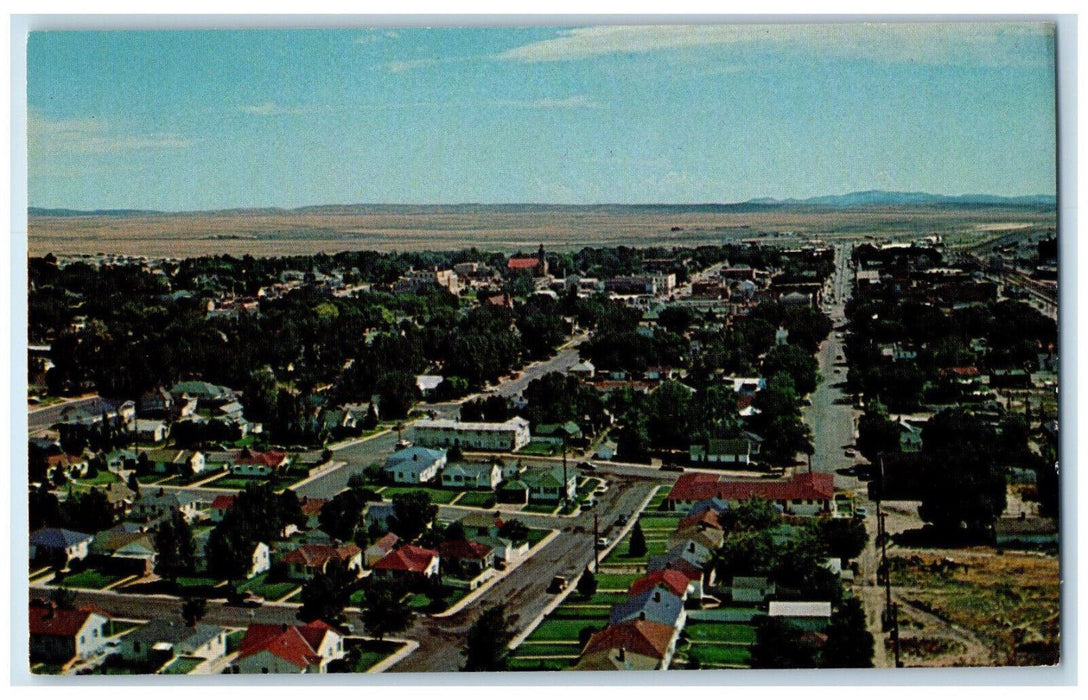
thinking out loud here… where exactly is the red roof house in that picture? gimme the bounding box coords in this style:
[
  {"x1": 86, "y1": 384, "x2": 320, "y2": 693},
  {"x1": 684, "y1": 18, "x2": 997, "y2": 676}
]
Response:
[
  {"x1": 371, "y1": 544, "x2": 439, "y2": 582},
  {"x1": 667, "y1": 472, "x2": 835, "y2": 515},
  {"x1": 576, "y1": 620, "x2": 678, "y2": 670},
  {"x1": 236, "y1": 620, "x2": 344, "y2": 674},
  {"x1": 281, "y1": 544, "x2": 362, "y2": 580},
  {"x1": 29, "y1": 602, "x2": 111, "y2": 663},
  {"x1": 628, "y1": 569, "x2": 691, "y2": 599}
]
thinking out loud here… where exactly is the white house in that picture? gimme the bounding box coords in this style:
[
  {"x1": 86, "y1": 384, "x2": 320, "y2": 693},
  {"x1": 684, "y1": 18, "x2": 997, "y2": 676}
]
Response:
[
  {"x1": 440, "y1": 462, "x2": 502, "y2": 490},
  {"x1": 29, "y1": 603, "x2": 111, "y2": 663},
  {"x1": 120, "y1": 620, "x2": 227, "y2": 668},
  {"x1": 30, "y1": 528, "x2": 93, "y2": 564},
  {"x1": 134, "y1": 419, "x2": 169, "y2": 444},
  {"x1": 412, "y1": 416, "x2": 531, "y2": 452},
  {"x1": 731, "y1": 576, "x2": 776, "y2": 603},
  {"x1": 384, "y1": 447, "x2": 447, "y2": 484}
]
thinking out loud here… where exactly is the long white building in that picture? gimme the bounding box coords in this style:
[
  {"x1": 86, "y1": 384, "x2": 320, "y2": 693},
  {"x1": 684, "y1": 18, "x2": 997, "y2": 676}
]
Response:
[{"x1": 412, "y1": 416, "x2": 531, "y2": 452}]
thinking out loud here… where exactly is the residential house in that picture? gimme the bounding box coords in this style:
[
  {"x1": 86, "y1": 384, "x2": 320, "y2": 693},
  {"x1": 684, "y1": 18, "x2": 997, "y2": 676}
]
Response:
[
  {"x1": 574, "y1": 620, "x2": 679, "y2": 671},
  {"x1": 731, "y1": 576, "x2": 776, "y2": 603},
  {"x1": 609, "y1": 588, "x2": 686, "y2": 629},
  {"x1": 364, "y1": 532, "x2": 400, "y2": 568},
  {"x1": 30, "y1": 528, "x2": 93, "y2": 565},
  {"x1": 209, "y1": 494, "x2": 237, "y2": 523},
  {"x1": 594, "y1": 440, "x2": 617, "y2": 461},
  {"x1": 141, "y1": 449, "x2": 206, "y2": 476},
  {"x1": 678, "y1": 508, "x2": 723, "y2": 532},
  {"x1": 29, "y1": 602, "x2": 111, "y2": 664},
  {"x1": 137, "y1": 387, "x2": 174, "y2": 417},
  {"x1": 100, "y1": 481, "x2": 137, "y2": 517},
  {"x1": 628, "y1": 569, "x2": 693, "y2": 602},
  {"x1": 666, "y1": 471, "x2": 835, "y2": 516},
  {"x1": 438, "y1": 540, "x2": 494, "y2": 583},
  {"x1": 45, "y1": 453, "x2": 89, "y2": 480},
  {"x1": 299, "y1": 497, "x2": 328, "y2": 529},
  {"x1": 767, "y1": 601, "x2": 832, "y2": 631},
  {"x1": 568, "y1": 360, "x2": 596, "y2": 380},
  {"x1": 235, "y1": 620, "x2": 344, "y2": 674},
  {"x1": 896, "y1": 419, "x2": 924, "y2": 453},
  {"x1": 281, "y1": 544, "x2": 362, "y2": 581},
  {"x1": 104, "y1": 449, "x2": 139, "y2": 473},
  {"x1": 522, "y1": 465, "x2": 578, "y2": 504},
  {"x1": 994, "y1": 516, "x2": 1059, "y2": 547},
  {"x1": 193, "y1": 531, "x2": 271, "y2": 579},
  {"x1": 384, "y1": 447, "x2": 446, "y2": 484},
  {"x1": 412, "y1": 416, "x2": 532, "y2": 452},
  {"x1": 415, "y1": 375, "x2": 445, "y2": 398},
  {"x1": 440, "y1": 462, "x2": 502, "y2": 490},
  {"x1": 666, "y1": 526, "x2": 724, "y2": 553},
  {"x1": 131, "y1": 489, "x2": 200, "y2": 523},
  {"x1": 646, "y1": 554, "x2": 708, "y2": 599},
  {"x1": 532, "y1": 421, "x2": 583, "y2": 446},
  {"x1": 371, "y1": 544, "x2": 440, "y2": 585},
  {"x1": 91, "y1": 528, "x2": 157, "y2": 574},
  {"x1": 688, "y1": 437, "x2": 753, "y2": 465},
  {"x1": 232, "y1": 450, "x2": 289, "y2": 477},
  {"x1": 363, "y1": 503, "x2": 396, "y2": 531},
  {"x1": 169, "y1": 380, "x2": 235, "y2": 407},
  {"x1": 120, "y1": 620, "x2": 227, "y2": 669},
  {"x1": 134, "y1": 419, "x2": 169, "y2": 444}
]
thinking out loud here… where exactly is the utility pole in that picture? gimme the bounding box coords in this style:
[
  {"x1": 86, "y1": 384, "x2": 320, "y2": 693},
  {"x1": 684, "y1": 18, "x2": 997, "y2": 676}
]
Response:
[
  {"x1": 562, "y1": 432, "x2": 569, "y2": 512},
  {"x1": 593, "y1": 512, "x2": 600, "y2": 573}
]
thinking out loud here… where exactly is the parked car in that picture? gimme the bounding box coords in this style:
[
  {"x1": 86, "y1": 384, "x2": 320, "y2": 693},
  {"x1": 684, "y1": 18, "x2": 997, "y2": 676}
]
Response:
[
  {"x1": 594, "y1": 484, "x2": 609, "y2": 494},
  {"x1": 596, "y1": 537, "x2": 612, "y2": 549},
  {"x1": 660, "y1": 464, "x2": 684, "y2": 472},
  {"x1": 576, "y1": 461, "x2": 596, "y2": 471},
  {"x1": 547, "y1": 575, "x2": 568, "y2": 593},
  {"x1": 615, "y1": 514, "x2": 629, "y2": 526}
]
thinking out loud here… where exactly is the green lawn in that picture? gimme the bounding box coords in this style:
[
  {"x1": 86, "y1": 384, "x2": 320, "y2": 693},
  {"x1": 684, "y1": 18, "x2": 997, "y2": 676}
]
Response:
[
  {"x1": 578, "y1": 592, "x2": 631, "y2": 606},
  {"x1": 525, "y1": 619, "x2": 600, "y2": 642},
  {"x1": 110, "y1": 620, "x2": 141, "y2": 636},
  {"x1": 522, "y1": 503, "x2": 559, "y2": 514},
  {"x1": 349, "y1": 589, "x2": 366, "y2": 605},
  {"x1": 683, "y1": 622, "x2": 757, "y2": 644},
  {"x1": 646, "y1": 488, "x2": 670, "y2": 510},
  {"x1": 236, "y1": 573, "x2": 297, "y2": 601},
  {"x1": 515, "y1": 642, "x2": 582, "y2": 657},
  {"x1": 74, "y1": 471, "x2": 122, "y2": 487},
  {"x1": 517, "y1": 441, "x2": 559, "y2": 456},
  {"x1": 507, "y1": 657, "x2": 574, "y2": 671},
  {"x1": 595, "y1": 572, "x2": 640, "y2": 590},
  {"x1": 161, "y1": 656, "x2": 204, "y2": 675},
  {"x1": 56, "y1": 569, "x2": 124, "y2": 590},
  {"x1": 351, "y1": 640, "x2": 403, "y2": 672},
  {"x1": 686, "y1": 644, "x2": 752, "y2": 667},
  {"x1": 225, "y1": 630, "x2": 247, "y2": 653},
  {"x1": 380, "y1": 487, "x2": 459, "y2": 504},
  {"x1": 638, "y1": 515, "x2": 684, "y2": 530},
  {"x1": 134, "y1": 473, "x2": 168, "y2": 485},
  {"x1": 204, "y1": 475, "x2": 297, "y2": 491},
  {"x1": 577, "y1": 478, "x2": 604, "y2": 498},
  {"x1": 549, "y1": 608, "x2": 611, "y2": 623},
  {"x1": 525, "y1": 528, "x2": 550, "y2": 547},
  {"x1": 456, "y1": 491, "x2": 498, "y2": 508}
]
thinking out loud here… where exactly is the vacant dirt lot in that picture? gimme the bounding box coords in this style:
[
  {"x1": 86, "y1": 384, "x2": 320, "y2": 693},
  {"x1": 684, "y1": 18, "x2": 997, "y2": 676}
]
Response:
[
  {"x1": 26, "y1": 204, "x2": 1055, "y2": 258},
  {"x1": 860, "y1": 500, "x2": 1061, "y2": 668}
]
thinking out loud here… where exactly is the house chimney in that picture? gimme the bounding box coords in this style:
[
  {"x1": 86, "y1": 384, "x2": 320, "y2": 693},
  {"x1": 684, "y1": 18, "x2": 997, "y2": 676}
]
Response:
[
  {"x1": 654, "y1": 591, "x2": 661, "y2": 603},
  {"x1": 618, "y1": 646, "x2": 625, "y2": 662},
  {"x1": 639, "y1": 611, "x2": 646, "y2": 621}
]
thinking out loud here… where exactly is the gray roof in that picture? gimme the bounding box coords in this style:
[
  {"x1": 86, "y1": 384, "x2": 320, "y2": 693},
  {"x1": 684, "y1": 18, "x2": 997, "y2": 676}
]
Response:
[
  {"x1": 609, "y1": 588, "x2": 684, "y2": 627},
  {"x1": 386, "y1": 447, "x2": 446, "y2": 474},
  {"x1": 125, "y1": 619, "x2": 225, "y2": 653},
  {"x1": 30, "y1": 528, "x2": 93, "y2": 549}
]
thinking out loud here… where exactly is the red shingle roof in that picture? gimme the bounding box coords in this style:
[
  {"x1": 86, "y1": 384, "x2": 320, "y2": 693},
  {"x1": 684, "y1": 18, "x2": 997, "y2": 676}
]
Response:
[
  {"x1": 236, "y1": 450, "x2": 288, "y2": 467},
  {"x1": 211, "y1": 495, "x2": 236, "y2": 511},
  {"x1": 238, "y1": 622, "x2": 332, "y2": 669},
  {"x1": 438, "y1": 539, "x2": 493, "y2": 561},
  {"x1": 678, "y1": 509, "x2": 722, "y2": 530},
  {"x1": 29, "y1": 603, "x2": 107, "y2": 638},
  {"x1": 282, "y1": 544, "x2": 361, "y2": 568},
  {"x1": 370, "y1": 532, "x2": 399, "y2": 553},
  {"x1": 629, "y1": 569, "x2": 690, "y2": 599},
  {"x1": 507, "y1": 258, "x2": 539, "y2": 270},
  {"x1": 299, "y1": 498, "x2": 327, "y2": 517},
  {"x1": 372, "y1": 544, "x2": 438, "y2": 573},
  {"x1": 667, "y1": 472, "x2": 834, "y2": 504},
  {"x1": 582, "y1": 620, "x2": 675, "y2": 659}
]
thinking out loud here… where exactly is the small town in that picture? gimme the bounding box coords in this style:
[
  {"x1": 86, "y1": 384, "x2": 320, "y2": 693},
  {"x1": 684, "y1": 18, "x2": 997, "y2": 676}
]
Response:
[{"x1": 26, "y1": 228, "x2": 1059, "y2": 674}]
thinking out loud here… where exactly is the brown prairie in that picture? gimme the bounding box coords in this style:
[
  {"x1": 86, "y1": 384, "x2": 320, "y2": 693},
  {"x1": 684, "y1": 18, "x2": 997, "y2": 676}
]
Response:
[{"x1": 27, "y1": 205, "x2": 1056, "y2": 258}]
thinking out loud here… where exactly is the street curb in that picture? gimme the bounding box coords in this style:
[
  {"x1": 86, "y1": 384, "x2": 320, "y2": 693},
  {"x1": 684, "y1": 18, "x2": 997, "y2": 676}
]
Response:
[
  {"x1": 507, "y1": 484, "x2": 660, "y2": 650},
  {"x1": 367, "y1": 638, "x2": 420, "y2": 673},
  {"x1": 433, "y1": 528, "x2": 562, "y2": 618}
]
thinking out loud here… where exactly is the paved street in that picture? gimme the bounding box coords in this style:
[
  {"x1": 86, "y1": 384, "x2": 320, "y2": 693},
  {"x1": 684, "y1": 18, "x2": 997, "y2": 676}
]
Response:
[{"x1": 28, "y1": 394, "x2": 102, "y2": 435}]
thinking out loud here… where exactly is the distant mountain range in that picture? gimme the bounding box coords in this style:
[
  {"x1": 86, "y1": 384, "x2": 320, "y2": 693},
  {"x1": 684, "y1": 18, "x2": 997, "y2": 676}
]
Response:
[
  {"x1": 28, "y1": 191, "x2": 1056, "y2": 217},
  {"x1": 744, "y1": 190, "x2": 1056, "y2": 207}
]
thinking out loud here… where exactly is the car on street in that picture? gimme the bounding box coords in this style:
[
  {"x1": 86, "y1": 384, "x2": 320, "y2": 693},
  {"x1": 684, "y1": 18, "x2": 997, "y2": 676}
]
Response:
[
  {"x1": 845, "y1": 448, "x2": 857, "y2": 457},
  {"x1": 855, "y1": 507, "x2": 869, "y2": 518},
  {"x1": 547, "y1": 575, "x2": 568, "y2": 593},
  {"x1": 660, "y1": 463, "x2": 684, "y2": 472},
  {"x1": 596, "y1": 537, "x2": 612, "y2": 549},
  {"x1": 576, "y1": 461, "x2": 596, "y2": 471},
  {"x1": 594, "y1": 483, "x2": 608, "y2": 494},
  {"x1": 615, "y1": 514, "x2": 629, "y2": 526}
]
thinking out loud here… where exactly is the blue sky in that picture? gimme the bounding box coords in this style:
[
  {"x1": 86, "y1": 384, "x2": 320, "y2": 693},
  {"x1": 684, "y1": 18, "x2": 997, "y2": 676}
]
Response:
[{"x1": 26, "y1": 24, "x2": 1057, "y2": 210}]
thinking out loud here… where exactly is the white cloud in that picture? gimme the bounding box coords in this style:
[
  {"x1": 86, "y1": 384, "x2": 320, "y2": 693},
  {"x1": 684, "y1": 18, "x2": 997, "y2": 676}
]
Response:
[
  {"x1": 28, "y1": 112, "x2": 192, "y2": 154},
  {"x1": 496, "y1": 95, "x2": 602, "y2": 109},
  {"x1": 495, "y1": 23, "x2": 1053, "y2": 67},
  {"x1": 239, "y1": 101, "x2": 310, "y2": 116}
]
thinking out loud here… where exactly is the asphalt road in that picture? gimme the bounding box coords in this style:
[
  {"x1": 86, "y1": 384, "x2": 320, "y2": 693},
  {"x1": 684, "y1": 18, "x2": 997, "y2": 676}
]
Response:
[
  {"x1": 802, "y1": 243, "x2": 863, "y2": 492},
  {"x1": 385, "y1": 476, "x2": 658, "y2": 673},
  {"x1": 28, "y1": 395, "x2": 102, "y2": 434}
]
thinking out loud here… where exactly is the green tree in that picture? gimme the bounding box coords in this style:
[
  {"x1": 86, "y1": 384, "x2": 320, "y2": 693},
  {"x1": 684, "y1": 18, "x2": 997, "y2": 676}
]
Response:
[
  {"x1": 815, "y1": 517, "x2": 869, "y2": 561},
  {"x1": 822, "y1": 597, "x2": 874, "y2": 668},
  {"x1": 577, "y1": 567, "x2": 598, "y2": 598},
  {"x1": 749, "y1": 617, "x2": 821, "y2": 669},
  {"x1": 50, "y1": 585, "x2": 78, "y2": 610},
  {"x1": 298, "y1": 560, "x2": 354, "y2": 624},
  {"x1": 498, "y1": 519, "x2": 529, "y2": 543},
  {"x1": 720, "y1": 499, "x2": 781, "y2": 532},
  {"x1": 462, "y1": 604, "x2": 513, "y2": 672},
  {"x1": 153, "y1": 510, "x2": 196, "y2": 583},
  {"x1": 390, "y1": 491, "x2": 439, "y2": 542},
  {"x1": 761, "y1": 344, "x2": 820, "y2": 395},
  {"x1": 628, "y1": 521, "x2": 648, "y2": 557},
  {"x1": 361, "y1": 583, "x2": 414, "y2": 641},
  {"x1": 181, "y1": 596, "x2": 207, "y2": 627}
]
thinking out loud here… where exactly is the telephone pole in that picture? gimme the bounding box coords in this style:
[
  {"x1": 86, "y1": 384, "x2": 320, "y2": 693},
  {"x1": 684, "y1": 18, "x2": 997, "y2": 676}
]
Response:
[{"x1": 593, "y1": 512, "x2": 600, "y2": 573}]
